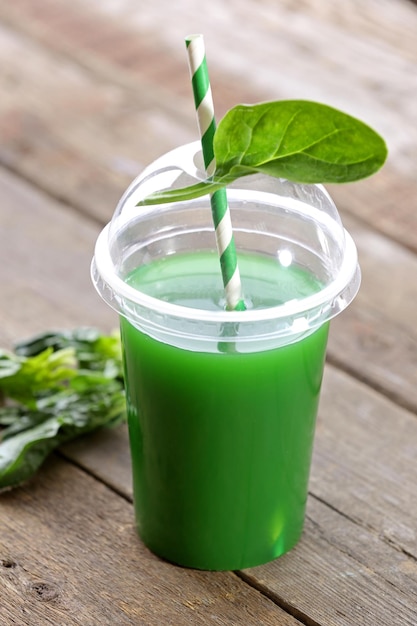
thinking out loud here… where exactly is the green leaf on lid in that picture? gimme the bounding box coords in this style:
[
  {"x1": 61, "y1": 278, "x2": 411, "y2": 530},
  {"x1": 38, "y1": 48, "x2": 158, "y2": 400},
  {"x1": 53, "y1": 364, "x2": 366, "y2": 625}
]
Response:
[{"x1": 138, "y1": 100, "x2": 387, "y2": 206}]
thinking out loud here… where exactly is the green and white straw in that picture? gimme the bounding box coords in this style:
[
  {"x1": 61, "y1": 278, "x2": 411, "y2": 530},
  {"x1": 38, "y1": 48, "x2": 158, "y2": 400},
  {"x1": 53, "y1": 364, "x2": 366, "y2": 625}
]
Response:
[{"x1": 185, "y1": 34, "x2": 245, "y2": 311}]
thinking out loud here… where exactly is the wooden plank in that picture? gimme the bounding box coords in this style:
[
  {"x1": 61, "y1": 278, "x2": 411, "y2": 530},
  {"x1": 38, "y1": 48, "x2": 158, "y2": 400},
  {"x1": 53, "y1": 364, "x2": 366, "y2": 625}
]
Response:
[
  {"x1": 328, "y1": 211, "x2": 417, "y2": 413},
  {"x1": 329, "y1": 170, "x2": 417, "y2": 254},
  {"x1": 312, "y1": 366, "x2": 417, "y2": 558},
  {"x1": 61, "y1": 425, "x2": 133, "y2": 498},
  {"x1": 0, "y1": 168, "x2": 116, "y2": 347},
  {"x1": 0, "y1": 20, "x2": 195, "y2": 223},
  {"x1": 329, "y1": 302, "x2": 417, "y2": 414},
  {"x1": 0, "y1": 459, "x2": 299, "y2": 626}
]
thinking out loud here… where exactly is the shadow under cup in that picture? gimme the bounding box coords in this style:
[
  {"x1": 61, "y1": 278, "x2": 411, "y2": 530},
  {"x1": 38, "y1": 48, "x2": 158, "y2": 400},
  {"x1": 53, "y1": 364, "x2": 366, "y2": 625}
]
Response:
[{"x1": 91, "y1": 142, "x2": 360, "y2": 570}]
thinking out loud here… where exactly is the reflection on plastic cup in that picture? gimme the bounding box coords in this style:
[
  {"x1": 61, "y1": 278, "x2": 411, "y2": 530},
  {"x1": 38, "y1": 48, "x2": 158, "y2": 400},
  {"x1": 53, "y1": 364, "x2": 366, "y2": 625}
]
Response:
[{"x1": 92, "y1": 142, "x2": 360, "y2": 570}]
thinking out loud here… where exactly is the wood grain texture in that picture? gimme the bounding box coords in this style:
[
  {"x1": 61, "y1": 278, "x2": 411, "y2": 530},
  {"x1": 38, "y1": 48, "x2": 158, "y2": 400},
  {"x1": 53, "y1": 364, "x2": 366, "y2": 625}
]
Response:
[
  {"x1": 60, "y1": 425, "x2": 133, "y2": 498},
  {"x1": 313, "y1": 366, "x2": 417, "y2": 558},
  {"x1": 0, "y1": 167, "x2": 116, "y2": 347},
  {"x1": 0, "y1": 19, "x2": 194, "y2": 222},
  {"x1": 1, "y1": 0, "x2": 416, "y2": 154},
  {"x1": 328, "y1": 210, "x2": 417, "y2": 412},
  {"x1": 0, "y1": 0, "x2": 415, "y2": 244},
  {"x1": 0, "y1": 459, "x2": 298, "y2": 626}
]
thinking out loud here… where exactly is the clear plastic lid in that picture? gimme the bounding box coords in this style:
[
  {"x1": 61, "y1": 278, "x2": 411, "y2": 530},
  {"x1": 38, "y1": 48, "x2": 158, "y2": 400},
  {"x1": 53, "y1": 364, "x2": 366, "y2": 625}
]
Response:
[{"x1": 92, "y1": 142, "x2": 360, "y2": 350}]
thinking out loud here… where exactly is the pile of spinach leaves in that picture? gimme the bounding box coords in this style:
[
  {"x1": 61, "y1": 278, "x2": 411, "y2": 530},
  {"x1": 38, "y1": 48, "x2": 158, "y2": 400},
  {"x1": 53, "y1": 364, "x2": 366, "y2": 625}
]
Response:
[{"x1": 0, "y1": 328, "x2": 125, "y2": 491}]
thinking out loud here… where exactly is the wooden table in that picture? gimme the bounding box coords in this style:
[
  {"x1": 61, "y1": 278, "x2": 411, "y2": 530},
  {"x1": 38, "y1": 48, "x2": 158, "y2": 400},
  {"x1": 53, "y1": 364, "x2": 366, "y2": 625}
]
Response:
[{"x1": 1, "y1": 1, "x2": 416, "y2": 624}]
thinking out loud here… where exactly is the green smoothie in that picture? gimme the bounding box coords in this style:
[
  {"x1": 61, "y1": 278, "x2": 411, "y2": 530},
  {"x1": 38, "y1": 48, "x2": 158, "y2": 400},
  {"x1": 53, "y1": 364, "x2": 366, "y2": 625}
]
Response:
[{"x1": 120, "y1": 251, "x2": 329, "y2": 570}]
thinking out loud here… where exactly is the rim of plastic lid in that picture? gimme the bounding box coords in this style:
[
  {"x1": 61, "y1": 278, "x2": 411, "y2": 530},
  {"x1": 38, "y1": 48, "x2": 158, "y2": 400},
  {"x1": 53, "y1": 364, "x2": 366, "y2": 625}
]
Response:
[{"x1": 92, "y1": 222, "x2": 360, "y2": 325}]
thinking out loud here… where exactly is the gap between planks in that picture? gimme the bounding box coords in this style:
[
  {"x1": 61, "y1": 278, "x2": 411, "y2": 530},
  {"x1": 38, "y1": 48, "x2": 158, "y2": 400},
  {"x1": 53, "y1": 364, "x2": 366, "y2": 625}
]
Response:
[
  {"x1": 326, "y1": 351, "x2": 417, "y2": 419},
  {"x1": 235, "y1": 570, "x2": 323, "y2": 626}
]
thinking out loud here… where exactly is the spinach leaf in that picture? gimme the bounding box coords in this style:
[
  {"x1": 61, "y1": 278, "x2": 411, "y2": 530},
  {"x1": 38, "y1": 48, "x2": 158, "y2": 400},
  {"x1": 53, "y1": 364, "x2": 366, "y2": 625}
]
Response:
[
  {"x1": 139, "y1": 100, "x2": 387, "y2": 205},
  {"x1": 215, "y1": 101, "x2": 387, "y2": 182},
  {"x1": 0, "y1": 347, "x2": 76, "y2": 409}
]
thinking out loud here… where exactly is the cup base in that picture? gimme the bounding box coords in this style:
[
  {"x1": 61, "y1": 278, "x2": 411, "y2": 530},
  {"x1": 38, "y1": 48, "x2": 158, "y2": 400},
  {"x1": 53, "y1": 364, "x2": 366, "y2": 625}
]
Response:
[{"x1": 137, "y1": 525, "x2": 304, "y2": 571}]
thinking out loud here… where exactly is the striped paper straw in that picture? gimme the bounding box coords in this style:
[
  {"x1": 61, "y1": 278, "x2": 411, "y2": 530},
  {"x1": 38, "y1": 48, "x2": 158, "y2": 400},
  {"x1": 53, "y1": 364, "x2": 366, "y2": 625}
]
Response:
[{"x1": 185, "y1": 34, "x2": 245, "y2": 311}]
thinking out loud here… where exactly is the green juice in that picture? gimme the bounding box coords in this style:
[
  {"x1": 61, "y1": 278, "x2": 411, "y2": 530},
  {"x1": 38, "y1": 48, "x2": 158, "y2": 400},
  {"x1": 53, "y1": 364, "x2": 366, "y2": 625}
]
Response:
[{"x1": 120, "y1": 251, "x2": 329, "y2": 570}]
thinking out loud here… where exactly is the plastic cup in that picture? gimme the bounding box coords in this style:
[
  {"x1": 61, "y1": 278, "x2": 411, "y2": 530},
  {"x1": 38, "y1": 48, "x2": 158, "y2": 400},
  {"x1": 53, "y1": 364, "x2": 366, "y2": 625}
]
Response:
[{"x1": 91, "y1": 141, "x2": 360, "y2": 571}]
